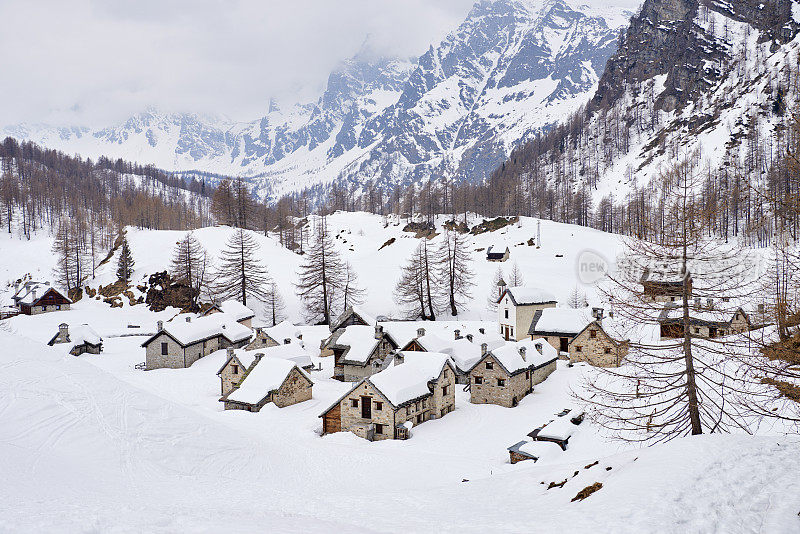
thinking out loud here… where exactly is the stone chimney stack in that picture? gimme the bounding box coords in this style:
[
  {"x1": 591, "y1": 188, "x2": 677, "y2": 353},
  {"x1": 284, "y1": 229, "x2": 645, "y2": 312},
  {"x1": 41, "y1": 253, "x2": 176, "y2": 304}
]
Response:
[
  {"x1": 706, "y1": 298, "x2": 714, "y2": 310},
  {"x1": 454, "y1": 329, "x2": 461, "y2": 340},
  {"x1": 518, "y1": 346, "x2": 526, "y2": 361},
  {"x1": 227, "y1": 347, "x2": 234, "y2": 358},
  {"x1": 157, "y1": 320, "x2": 163, "y2": 332},
  {"x1": 284, "y1": 338, "x2": 291, "y2": 345},
  {"x1": 374, "y1": 324, "x2": 384, "y2": 340},
  {"x1": 478, "y1": 327, "x2": 485, "y2": 335},
  {"x1": 31, "y1": 289, "x2": 37, "y2": 300},
  {"x1": 592, "y1": 308, "x2": 604, "y2": 321},
  {"x1": 59, "y1": 323, "x2": 69, "y2": 340},
  {"x1": 417, "y1": 327, "x2": 425, "y2": 338},
  {"x1": 534, "y1": 342, "x2": 543, "y2": 354},
  {"x1": 480, "y1": 342, "x2": 488, "y2": 355},
  {"x1": 394, "y1": 352, "x2": 405, "y2": 366},
  {"x1": 186, "y1": 316, "x2": 191, "y2": 323},
  {"x1": 254, "y1": 352, "x2": 264, "y2": 363},
  {"x1": 466, "y1": 334, "x2": 473, "y2": 342}
]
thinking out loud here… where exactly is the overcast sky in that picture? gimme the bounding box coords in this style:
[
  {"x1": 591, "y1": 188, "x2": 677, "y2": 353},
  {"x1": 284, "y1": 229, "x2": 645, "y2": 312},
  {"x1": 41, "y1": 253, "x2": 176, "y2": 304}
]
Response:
[{"x1": 0, "y1": 0, "x2": 640, "y2": 128}]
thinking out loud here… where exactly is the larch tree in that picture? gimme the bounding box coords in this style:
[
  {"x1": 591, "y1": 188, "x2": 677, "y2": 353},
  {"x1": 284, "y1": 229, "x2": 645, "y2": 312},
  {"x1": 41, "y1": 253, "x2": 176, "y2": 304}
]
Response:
[
  {"x1": 487, "y1": 265, "x2": 505, "y2": 311},
  {"x1": 567, "y1": 285, "x2": 587, "y2": 308},
  {"x1": 295, "y1": 216, "x2": 344, "y2": 325},
  {"x1": 437, "y1": 230, "x2": 475, "y2": 316},
  {"x1": 170, "y1": 231, "x2": 209, "y2": 309},
  {"x1": 506, "y1": 261, "x2": 525, "y2": 286},
  {"x1": 394, "y1": 239, "x2": 440, "y2": 320},
  {"x1": 263, "y1": 281, "x2": 286, "y2": 327},
  {"x1": 579, "y1": 156, "x2": 766, "y2": 443},
  {"x1": 215, "y1": 228, "x2": 273, "y2": 306},
  {"x1": 116, "y1": 233, "x2": 135, "y2": 283},
  {"x1": 341, "y1": 261, "x2": 366, "y2": 311}
]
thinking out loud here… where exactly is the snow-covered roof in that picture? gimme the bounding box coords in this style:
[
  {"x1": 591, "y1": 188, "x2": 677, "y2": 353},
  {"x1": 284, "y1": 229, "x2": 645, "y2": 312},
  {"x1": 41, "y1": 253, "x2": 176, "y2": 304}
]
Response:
[
  {"x1": 369, "y1": 352, "x2": 451, "y2": 407},
  {"x1": 535, "y1": 418, "x2": 577, "y2": 441},
  {"x1": 12, "y1": 281, "x2": 70, "y2": 305},
  {"x1": 254, "y1": 319, "x2": 301, "y2": 344},
  {"x1": 516, "y1": 440, "x2": 564, "y2": 460},
  {"x1": 413, "y1": 333, "x2": 452, "y2": 353},
  {"x1": 502, "y1": 286, "x2": 557, "y2": 306},
  {"x1": 484, "y1": 339, "x2": 557, "y2": 374},
  {"x1": 254, "y1": 343, "x2": 313, "y2": 369},
  {"x1": 330, "y1": 305, "x2": 377, "y2": 331},
  {"x1": 528, "y1": 308, "x2": 593, "y2": 335},
  {"x1": 470, "y1": 330, "x2": 505, "y2": 350},
  {"x1": 226, "y1": 358, "x2": 308, "y2": 405},
  {"x1": 448, "y1": 338, "x2": 485, "y2": 372},
  {"x1": 69, "y1": 324, "x2": 102, "y2": 347},
  {"x1": 149, "y1": 313, "x2": 251, "y2": 347},
  {"x1": 641, "y1": 264, "x2": 688, "y2": 284},
  {"x1": 213, "y1": 300, "x2": 255, "y2": 322},
  {"x1": 658, "y1": 305, "x2": 741, "y2": 325},
  {"x1": 335, "y1": 325, "x2": 380, "y2": 364}
]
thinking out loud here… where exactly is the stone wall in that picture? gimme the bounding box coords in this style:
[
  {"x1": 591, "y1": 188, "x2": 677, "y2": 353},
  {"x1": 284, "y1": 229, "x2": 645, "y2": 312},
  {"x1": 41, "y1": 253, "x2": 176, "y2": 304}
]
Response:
[
  {"x1": 532, "y1": 360, "x2": 556, "y2": 385},
  {"x1": 219, "y1": 359, "x2": 246, "y2": 396},
  {"x1": 469, "y1": 355, "x2": 532, "y2": 408},
  {"x1": 273, "y1": 367, "x2": 313, "y2": 408},
  {"x1": 569, "y1": 326, "x2": 626, "y2": 367},
  {"x1": 145, "y1": 333, "x2": 224, "y2": 370},
  {"x1": 339, "y1": 382, "x2": 396, "y2": 441}
]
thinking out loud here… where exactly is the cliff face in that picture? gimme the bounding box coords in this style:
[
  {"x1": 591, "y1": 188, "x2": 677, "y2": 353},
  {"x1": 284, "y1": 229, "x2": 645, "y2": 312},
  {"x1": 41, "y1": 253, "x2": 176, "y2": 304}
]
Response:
[{"x1": 592, "y1": 0, "x2": 799, "y2": 113}]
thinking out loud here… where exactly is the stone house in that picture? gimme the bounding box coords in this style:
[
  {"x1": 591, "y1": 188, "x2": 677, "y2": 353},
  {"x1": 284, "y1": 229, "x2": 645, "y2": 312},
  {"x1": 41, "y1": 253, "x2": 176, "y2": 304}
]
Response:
[
  {"x1": 221, "y1": 357, "x2": 313, "y2": 412},
  {"x1": 640, "y1": 265, "x2": 693, "y2": 303},
  {"x1": 201, "y1": 299, "x2": 255, "y2": 328},
  {"x1": 324, "y1": 324, "x2": 398, "y2": 381},
  {"x1": 527, "y1": 307, "x2": 596, "y2": 355},
  {"x1": 486, "y1": 245, "x2": 510, "y2": 262},
  {"x1": 319, "y1": 352, "x2": 456, "y2": 441},
  {"x1": 527, "y1": 418, "x2": 577, "y2": 450},
  {"x1": 568, "y1": 320, "x2": 629, "y2": 367},
  {"x1": 12, "y1": 281, "x2": 71, "y2": 315},
  {"x1": 658, "y1": 304, "x2": 751, "y2": 339},
  {"x1": 216, "y1": 348, "x2": 262, "y2": 396},
  {"x1": 321, "y1": 305, "x2": 378, "y2": 356},
  {"x1": 400, "y1": 327, "x2": 453, "y2": 353},
  {"x1": 47, "y1": 323, "x2": 103, "y2": 356},
  {"x1": 507, "y1": 440, "x2": 563, "y2": 464},
  {"x1": 141, "y1": 314, "x2": 251, "y2": 370},
  {"x1": 497, "y1": 286, "x2": 557, "y2": 341},
  {"x1": 468, "y1": 339, "x2": 558, "y2": 408},
  {"x1": 248, "y1": 319, "x2": 302, "y2": 350}
]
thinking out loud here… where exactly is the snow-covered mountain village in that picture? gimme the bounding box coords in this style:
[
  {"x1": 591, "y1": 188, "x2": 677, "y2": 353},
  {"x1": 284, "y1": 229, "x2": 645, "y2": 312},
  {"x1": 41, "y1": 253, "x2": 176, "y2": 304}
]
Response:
[{"x1": 1, "y1": 0, "x2": 800, "y2": 532}]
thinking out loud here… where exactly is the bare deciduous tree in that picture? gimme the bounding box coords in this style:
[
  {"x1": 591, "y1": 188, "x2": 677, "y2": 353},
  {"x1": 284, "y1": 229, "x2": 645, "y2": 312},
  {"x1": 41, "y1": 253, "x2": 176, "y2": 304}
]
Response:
[{"x1": 215, "y1": 228, "x2": 273, "y2": 307}]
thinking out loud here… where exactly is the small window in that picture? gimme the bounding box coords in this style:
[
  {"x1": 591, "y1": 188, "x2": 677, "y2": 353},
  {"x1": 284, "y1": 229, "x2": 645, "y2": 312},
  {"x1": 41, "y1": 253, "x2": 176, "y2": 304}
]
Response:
[
  {"x1": 694, "y1": 327, "x2": 700, "y2": 334},
  {"x1": 442, "y1": 385, "x2": 448, "y2": 395},
  {"x1": 422, "y1": 399, "x2": 427, "y2": 408},
  {"x1": 42, "y1": 306, "x2": 47, "y2": 311},
  {"x1": 350, "y1": 399, "x2": 359, "y2": 408},
  {"x1": 576, "y1": 346, "x2": 583, "y2": 353},
  {"x1": 525, "y1": 370, "x2": 530, "y2": 379},
  {"x1": 56, "y1": 305, "x2": 60, "y2": 310},
  {"x1": 375, "y1": 424, "x2": 384, "y2": 435},
  {"x1": 485, "y1": 361, "x2": 494, "y2": 370},
  {"x1": 416, "y1": 415, "x2": 422, "y2": 423},
  {"x1": 497, "y1": 378, "x2": 506, "y2": 387},
  {"x1": 510, "y1": 327, "x2": 514, "y2": 337},
  {"x1": 375, "y1": 402, "x2": 383, "y2": 411},
  {"x1": 161, "y1": 342, "x2": 169, "y2": 355},
  {"x1": 604, "y1": 348, "x2": 612, "y2": 354},
  {"x1": 504, "y1": 309, "x2": 509, "y2": 319},
  {"x1": 590, "y1": 330, "x2": 597, "y2": 339},
  {"x1": 232, "y1": 365, "x2": 239, "y2": 375},
  {"x1": 474, "y1": 376, "x2": 483, "y2": 385}
]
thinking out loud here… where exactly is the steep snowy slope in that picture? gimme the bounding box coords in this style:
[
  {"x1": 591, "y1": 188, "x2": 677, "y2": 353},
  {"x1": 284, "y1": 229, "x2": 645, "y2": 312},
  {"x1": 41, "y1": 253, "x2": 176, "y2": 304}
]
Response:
[{"x1": 3, "y1": 0, "x2": 630, "y2": 199}]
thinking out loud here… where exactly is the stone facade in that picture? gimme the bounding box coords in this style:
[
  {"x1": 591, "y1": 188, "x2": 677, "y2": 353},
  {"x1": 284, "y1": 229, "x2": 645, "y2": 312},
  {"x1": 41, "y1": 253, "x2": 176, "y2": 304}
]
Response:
[
  {"x1": 532, "y1": 360, "x2": 557, "y2": 385},
  {"x1": 246, "y1": 331, "x2": 281, "y2": 350},
  {"x1": 469, "y1": 354, "x2": 533, "y2": 408},
  {"x1": 218, "y1": 356, "x2": 254, "y2": 396},
  {"x1": 144, "y1": 332, "x2": 247, "y2": 370},
  {"x1": 569, "y1": 323, "x2": 628, "y2": 367},
  {"x1": 324, "y1": 364, "x2": 456, "y2": 441},
  {"x1": 223, "y1": 366, "x2": 312, "y2": 411},
  {"x1": 30, "y1": 303, "x2": 70, "y2": 315},
  {"x1": 335, "y1": 334, "x2": 396, "y2": 382}
]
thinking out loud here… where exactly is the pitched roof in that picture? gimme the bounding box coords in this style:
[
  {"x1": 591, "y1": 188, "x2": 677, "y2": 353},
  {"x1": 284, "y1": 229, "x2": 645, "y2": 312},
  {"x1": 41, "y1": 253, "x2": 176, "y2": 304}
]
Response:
[
  {"x1": 528, "y1": 308, "x2": 593, "y2": 336},
  {"x1": 500, "y1": 286, "x2": 557, "y2": 306},
  {"x1": 204, "y1": 299, "x2": 255, "y2": 322},
  {"x1": 404, "y1": 332, "x2": 452, "y2": 353},
  {"x1": 141, "y1": 313, "x2": 251, "y2": 348},
  {"x1": 329, "y1": 305, "x2": 376, "y2": 332},
  {"x1": 532, "y1": 418, "x2": 577, "y2": 441},
  {"x1": 13, "y1": 282, "x2": 71, "y2": 306},
  {"x1": 225, "y1": 358, "x2": 310, "y2": 405},
  {"x1": 48, "y1": 324, "x2": 102, "y2": 348},
  {"x1": 253, "y1": 319, "x2": 301, "y2": 344},
  {"x1": 333, "y1": 325, "x2": 381, "y2": 364},
  {"x1": 657, "y1": 304, "x2": 744, "y2": 326},
  {"x1": 470, "y1": 338, "x2": 557, "y2": 376},
  {"x1": 508, "y1": 440, "x2": 563, "y2": 460}
]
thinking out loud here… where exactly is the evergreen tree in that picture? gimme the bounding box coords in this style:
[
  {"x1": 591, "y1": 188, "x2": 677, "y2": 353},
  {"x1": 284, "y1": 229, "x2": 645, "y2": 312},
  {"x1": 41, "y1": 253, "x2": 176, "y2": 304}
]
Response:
[{"x1": 116, "y1": 234, "x2": 135, "y2": 283}]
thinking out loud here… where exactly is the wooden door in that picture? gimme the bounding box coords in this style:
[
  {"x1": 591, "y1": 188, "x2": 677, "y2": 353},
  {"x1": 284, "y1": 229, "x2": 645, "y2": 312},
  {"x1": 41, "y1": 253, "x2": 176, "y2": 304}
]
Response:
[
  {"x1": 323, "y1": 404, "x2": 341, "y2": 434},
  {"x1": 361, "y1": 396, "x2": 372, "y2": 419},
  {"x1": 560, "y1": 337, "x2": 569, "y2": 352}
]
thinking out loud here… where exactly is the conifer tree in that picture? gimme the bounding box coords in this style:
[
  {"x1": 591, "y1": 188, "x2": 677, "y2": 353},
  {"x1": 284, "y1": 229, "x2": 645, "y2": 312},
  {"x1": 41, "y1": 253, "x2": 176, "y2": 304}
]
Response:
[
  {"x1": 295, "y1": 216, "x2": 344, "y2": 325},
  {"x1": 215, "y1": 228, "x2": 272, "y2": 306},
  {"x1": 116, "y1": 234, "x2": 135, "y2": 283}
]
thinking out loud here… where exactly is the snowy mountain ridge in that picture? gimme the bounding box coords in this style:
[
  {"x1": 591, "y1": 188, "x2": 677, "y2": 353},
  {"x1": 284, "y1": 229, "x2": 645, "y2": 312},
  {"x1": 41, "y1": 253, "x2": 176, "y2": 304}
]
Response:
[{"x1": 3, "y1": 0, "x2": 630, "y2": 200}]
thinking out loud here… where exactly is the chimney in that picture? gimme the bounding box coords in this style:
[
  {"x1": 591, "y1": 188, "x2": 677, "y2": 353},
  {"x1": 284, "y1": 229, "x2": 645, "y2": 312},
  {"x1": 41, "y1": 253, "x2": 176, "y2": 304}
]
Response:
[
  {"x1": 45, "y1": 281, "x2": 50, "y2": 286},
  {"x1": 254, "y1": 352, "x2": 265, "y2": 363},
  {"x1": 592, "y1": 307, "x2": 604, "y2": 320},
  {"x1": 221, "y1": 324, "x2": 226, "y2": 329},
  {"x1": 706, "y1": 298, "x2": 714, "y2": 309},
  {"x1": 31, "y1": 289, "x2": 37, "y2": 300},
  {"x1": 454, "y1": 329, "x2": 461, "y2": 340},
  {"x1": 478, "y1": 328, "x2": 485, "y2": 335},
  {"x1": 394, "y1": 352, "x2": 405, "y2": 366},
  {"x1": 374, "y1": 324, "x2": 384, "y2": 340},
  {"x1": 480, "y1": 342, "x2": 488, "y2": 355},
  {"x1": 694, "y1": 298, "x2": 701, "y2": 310},
  {"x1": 757, "y1": 303, "x2": 765, "y2": 314},
  {"x1": 534, "y1": 342, "x2": 543, "y2": 354},
  {"x1": 157, "y1": 320, "x2": 164, "y2": 332},
  {"x1": 518, "y1": 346, "x2": 526, "y2": 361},
  {"x1": 466, "y1": 334, "x2": 473, "y2": 342},
  {"x1": 227, "y1": 347, "x2": 234, "y2": 358},
  {"x1": 417, "y1": 327, "x2": 426, "y2": 337},
  {"x1": 185, "y1": 316, "x2": 191, "y2": 323},
  {"x1": 283, "y1": 338, "x2": 291, "y2": 345},
  {"x1": 59, "y1": 323, "x2": 69, "y2": 340}
]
